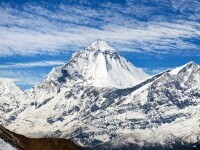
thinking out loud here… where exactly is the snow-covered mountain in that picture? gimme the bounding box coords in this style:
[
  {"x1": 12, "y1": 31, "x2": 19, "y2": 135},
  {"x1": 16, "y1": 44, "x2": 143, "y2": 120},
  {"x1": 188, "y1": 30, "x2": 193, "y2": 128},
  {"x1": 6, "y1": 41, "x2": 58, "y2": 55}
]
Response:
[
  {"x1": 73, "y1": 61, "x2": 200, "y2": 147},
  {"x1": 2, "y1": 40, "x2": 149, "y2": 136},
  {"x1": 70, "y1": 61, "x2": 200, "y2": 145},
  {"x1": 0, "y1": 78, "x2": 24, "y2": 125},
  {"x1": 0, "y1": 41, "x2": 200, "y2": 149},
  {"x1": 41, "y1": 40, "x2": 148, "y2": 88},
  {"x1": 19, "y1": 40, "x2": 148, "y2": 112}
]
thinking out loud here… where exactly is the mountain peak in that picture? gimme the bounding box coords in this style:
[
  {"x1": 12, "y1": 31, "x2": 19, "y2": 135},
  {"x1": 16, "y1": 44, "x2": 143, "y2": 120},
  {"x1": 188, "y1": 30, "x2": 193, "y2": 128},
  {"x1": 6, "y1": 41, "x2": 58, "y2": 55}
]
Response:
[
  {"x1": 0, "y1": 78, "x2": 22, "y2": 93},
  {"x1": 185, "y1": 61, "x2": 196, "y2": 66},
  {"x1": 170, "y1": 61, "x2": 198, "y2": 75},
  {"x1": 44, "y1": 40, "x2": 149, "y2": 88},
  {"x1": 87, "y1": 40, "x2": 115, "y2": 52}
]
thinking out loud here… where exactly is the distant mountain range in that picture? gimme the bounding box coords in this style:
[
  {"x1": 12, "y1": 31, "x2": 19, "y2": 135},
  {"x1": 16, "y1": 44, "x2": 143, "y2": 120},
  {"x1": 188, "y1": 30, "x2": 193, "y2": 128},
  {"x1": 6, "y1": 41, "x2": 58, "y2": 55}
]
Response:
[{"x1": 0, "y1": 40, "x2": 199, "y2": 150}]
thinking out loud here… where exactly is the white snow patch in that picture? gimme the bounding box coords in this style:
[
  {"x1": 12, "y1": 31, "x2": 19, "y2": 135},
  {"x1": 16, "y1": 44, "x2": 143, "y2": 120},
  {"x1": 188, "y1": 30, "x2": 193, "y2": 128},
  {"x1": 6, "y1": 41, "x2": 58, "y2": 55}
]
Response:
[{"x1": 0, "y1": 138, "x2": 16, "y2": 150}]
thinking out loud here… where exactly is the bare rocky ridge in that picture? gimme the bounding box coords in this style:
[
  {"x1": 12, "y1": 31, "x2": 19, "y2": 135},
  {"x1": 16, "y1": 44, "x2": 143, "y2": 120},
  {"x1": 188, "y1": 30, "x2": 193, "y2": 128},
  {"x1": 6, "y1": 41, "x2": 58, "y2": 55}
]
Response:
[{"x1": 0, "y1": 125, "x2": 81, "y2": 150}]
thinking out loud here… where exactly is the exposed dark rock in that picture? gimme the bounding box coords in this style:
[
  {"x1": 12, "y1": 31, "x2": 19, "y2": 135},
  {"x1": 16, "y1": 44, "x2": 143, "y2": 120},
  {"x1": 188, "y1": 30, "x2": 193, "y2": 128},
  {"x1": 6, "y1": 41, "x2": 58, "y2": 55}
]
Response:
[{"x1": 0, "y1": 125, "x2": 82, "y2": 150}]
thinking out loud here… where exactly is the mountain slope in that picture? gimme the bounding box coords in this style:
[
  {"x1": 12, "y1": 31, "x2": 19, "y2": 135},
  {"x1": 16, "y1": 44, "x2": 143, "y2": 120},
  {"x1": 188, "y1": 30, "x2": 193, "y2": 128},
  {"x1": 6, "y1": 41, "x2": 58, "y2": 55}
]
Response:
[
  {"x1": 94, "y1": 133, "x2": 200, "y2": 150},
  {"x1": 0, "y1": 125, "x2": 82, "y2": 150},
  {"x1": 0, "y1": 78, "x2": 24, "y2": 125},
  {"x1": 75, "y1": 61, "x2": 200, "y2": 146},
  {"x1": 0, "y1": 139, "x2": 16, "y2": 150}
]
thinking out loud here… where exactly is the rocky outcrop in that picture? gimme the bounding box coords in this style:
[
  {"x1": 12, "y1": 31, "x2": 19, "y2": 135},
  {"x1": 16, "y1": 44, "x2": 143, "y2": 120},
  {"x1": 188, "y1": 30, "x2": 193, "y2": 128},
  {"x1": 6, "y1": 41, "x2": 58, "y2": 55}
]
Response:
[{"x1": 0, "y1": 125, "x2": 81, "y2": 150}]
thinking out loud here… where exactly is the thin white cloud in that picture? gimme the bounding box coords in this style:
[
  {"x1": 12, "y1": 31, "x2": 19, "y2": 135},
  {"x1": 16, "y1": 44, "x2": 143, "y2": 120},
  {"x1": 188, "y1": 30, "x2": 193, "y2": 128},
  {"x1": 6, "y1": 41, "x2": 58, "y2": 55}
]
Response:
[
  {"x1": 0, "y1": 60, "x2": 65, "y2": 68},
  {"x1": 0, "y1": 77, "x2": 18, "y2": 82},
  {"x1": 0, "y1": 2, "x2": 199, "y2": 56},
  {"x1": 143, "y1": 67, "x2": 172, "y2": 75},
  {"x1": 0, "y1": 60, "x2": 65, "y2": 87},
  {"x1": 0, "y1": 70, "x2": 45, "y2": 87}
]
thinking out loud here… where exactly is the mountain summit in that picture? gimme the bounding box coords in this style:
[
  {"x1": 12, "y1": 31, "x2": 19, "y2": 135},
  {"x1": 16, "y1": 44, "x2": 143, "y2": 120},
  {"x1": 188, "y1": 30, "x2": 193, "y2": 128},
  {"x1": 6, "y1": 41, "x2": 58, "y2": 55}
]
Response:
[
  {"x1": 87, "y1": 40, "x2": 115, "y2": 52},
  {"x1": 45, "y1": 40, "x2": 149, "y2": 88}
]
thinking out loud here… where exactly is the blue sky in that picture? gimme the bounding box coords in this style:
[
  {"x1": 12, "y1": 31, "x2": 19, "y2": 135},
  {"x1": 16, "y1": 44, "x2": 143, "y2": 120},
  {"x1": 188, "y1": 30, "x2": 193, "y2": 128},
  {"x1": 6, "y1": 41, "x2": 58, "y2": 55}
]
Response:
[{"x1": 0, "y1": 0, "x2": 200, "y2": 89}]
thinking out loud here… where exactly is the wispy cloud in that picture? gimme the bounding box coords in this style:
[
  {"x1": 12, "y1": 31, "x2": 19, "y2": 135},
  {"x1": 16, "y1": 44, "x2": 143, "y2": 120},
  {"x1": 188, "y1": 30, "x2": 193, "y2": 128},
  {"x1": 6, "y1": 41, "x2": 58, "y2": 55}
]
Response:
[
  {"x1": 0, "y1": 60, "x2": 65, "y2": 88},
  {"x1": 0, "y1": 60, "x2": 65, "y2": 68},
  {"x1": 143, "y1": 67, "x2": 172, "y2": 75},
  {"x1": 0, "y1": 1, "x2": 199, "y2": 56},
  {"x1": 0, "y1": 70, "x2": 45, "y2": 87}
]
